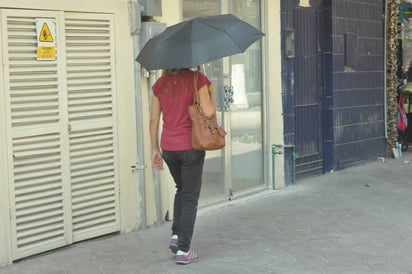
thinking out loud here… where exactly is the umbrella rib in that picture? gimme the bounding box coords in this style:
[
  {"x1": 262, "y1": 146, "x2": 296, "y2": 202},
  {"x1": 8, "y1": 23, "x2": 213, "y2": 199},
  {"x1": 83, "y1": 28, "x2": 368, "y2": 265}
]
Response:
[
  {"x1": 199, "y1": 20, "x2": 251, "y2": 52},
  {"x1": 223, "y1": 30, "x2": 244, "y2": 51}
]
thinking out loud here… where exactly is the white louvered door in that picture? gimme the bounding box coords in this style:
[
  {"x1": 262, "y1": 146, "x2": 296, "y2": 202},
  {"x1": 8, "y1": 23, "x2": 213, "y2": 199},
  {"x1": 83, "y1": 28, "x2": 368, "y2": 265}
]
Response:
[
  {"x1": 1, "y1": 9, "x2": 119, "y2": 260},
  {"x1": 65, "y1": 13, "x2": 119, "y2": 242},
  {"x1": 2, "y1": 10, "x2": 70, "y2": 260}
]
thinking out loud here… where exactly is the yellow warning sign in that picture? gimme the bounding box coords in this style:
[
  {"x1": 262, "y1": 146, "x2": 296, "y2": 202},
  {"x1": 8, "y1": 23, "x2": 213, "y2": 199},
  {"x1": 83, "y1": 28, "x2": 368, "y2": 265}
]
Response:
[
  {"x1": 37, "y1": 46, "x2": 56, "y2": 60},
  {"x1": 39, "y1": 23, "x2": 53, "y2": 42},
  {"x1": 36, "y1": 19, "x2": 56, "y2": 60}
]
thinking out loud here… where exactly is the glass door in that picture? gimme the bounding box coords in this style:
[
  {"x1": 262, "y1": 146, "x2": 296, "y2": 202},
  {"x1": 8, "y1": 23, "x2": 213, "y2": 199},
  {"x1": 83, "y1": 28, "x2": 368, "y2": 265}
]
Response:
[
  {"x1": 183, "y1": 0, "x2": 264, "y2": 204},
  {"x1": 226, "y1": 0, "x2": 263, "y2": 194}
]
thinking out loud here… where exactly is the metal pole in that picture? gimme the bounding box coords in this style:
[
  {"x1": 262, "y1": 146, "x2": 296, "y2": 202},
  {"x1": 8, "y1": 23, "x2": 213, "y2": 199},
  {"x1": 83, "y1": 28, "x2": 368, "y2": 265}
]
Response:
[
  {"x1": 133, "y1": 34, "x2": 148, "y2": 229},
  {"x1": 129, "y1": 0, "x2": 147, "y2": 229}
]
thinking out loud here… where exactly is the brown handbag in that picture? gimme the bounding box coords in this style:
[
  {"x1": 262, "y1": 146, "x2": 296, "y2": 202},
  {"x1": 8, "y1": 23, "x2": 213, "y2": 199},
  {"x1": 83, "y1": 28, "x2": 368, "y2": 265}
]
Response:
[{"x1": 188, "y1": 72, "x2": 226, "y2": 151}]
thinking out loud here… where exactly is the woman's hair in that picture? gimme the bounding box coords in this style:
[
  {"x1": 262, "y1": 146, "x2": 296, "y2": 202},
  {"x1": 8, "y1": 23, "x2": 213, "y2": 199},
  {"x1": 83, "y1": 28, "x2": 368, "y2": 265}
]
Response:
[{"x1": 162, "y1": 68, "x2": 190, "y2": 75}]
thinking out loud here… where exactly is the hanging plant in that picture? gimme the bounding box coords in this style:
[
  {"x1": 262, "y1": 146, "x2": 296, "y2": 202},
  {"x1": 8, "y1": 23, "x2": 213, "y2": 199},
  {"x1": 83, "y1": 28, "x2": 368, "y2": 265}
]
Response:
[{"x1": 386, "y1": 0, "x2": 400, "y2": 148}]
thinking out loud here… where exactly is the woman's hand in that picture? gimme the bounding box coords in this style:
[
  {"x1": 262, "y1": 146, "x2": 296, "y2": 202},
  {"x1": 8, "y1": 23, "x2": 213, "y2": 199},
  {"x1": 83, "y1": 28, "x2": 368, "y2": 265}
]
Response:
[{"x1": 151, "y1": 149, "x2": 164, "y2": 170}]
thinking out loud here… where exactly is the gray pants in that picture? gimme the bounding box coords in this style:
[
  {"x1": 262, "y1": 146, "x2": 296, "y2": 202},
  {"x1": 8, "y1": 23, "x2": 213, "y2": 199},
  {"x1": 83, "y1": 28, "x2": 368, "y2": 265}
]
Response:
[{"x1": 162, "y1": 149, "x2": 205, "y2": 252}]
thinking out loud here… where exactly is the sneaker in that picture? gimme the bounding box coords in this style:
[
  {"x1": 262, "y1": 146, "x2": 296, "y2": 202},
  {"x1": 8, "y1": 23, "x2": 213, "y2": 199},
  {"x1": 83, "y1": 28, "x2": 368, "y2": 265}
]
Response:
[
  {"x1": 176, "y1": 249, "x2": 200, "y2": 265},
  {"x1": 169, "y1": 235, "x2": 178, "y2": 254}
]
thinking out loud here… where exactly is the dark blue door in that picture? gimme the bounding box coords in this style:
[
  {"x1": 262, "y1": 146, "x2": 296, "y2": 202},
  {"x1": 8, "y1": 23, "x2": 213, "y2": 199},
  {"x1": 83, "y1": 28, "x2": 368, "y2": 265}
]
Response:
[{"x1": 294, "y1": 7, "x2": 324, "y2": 178}]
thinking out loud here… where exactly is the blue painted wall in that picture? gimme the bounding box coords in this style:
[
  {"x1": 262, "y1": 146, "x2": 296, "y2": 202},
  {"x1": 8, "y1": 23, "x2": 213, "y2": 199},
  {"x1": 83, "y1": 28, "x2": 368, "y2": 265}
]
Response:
[
  {"x1": 326, "y1": 0, "x2": 386, "y2": 170},
  {"x1": 281, "y1": 0, "x2": 387, "y2": 181}
]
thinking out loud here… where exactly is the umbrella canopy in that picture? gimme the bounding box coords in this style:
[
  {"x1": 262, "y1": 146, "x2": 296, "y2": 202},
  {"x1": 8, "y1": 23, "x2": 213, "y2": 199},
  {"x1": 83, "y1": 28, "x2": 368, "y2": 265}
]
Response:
[{"x1": 136, "y1": 14, "x2": 265, "y2": 71}]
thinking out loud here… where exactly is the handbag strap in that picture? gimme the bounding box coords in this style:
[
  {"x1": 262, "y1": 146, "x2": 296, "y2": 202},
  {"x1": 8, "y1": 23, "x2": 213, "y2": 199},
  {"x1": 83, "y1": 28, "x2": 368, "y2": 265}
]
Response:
[{"x1": 193, "y1": 71, "x2": 200, "y2": 105}]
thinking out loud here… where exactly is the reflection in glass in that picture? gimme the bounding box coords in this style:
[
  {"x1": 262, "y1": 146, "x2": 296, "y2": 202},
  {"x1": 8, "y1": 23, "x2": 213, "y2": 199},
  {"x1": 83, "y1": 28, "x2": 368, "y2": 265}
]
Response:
[{"x1": 229, "y1": 0, "x2": 264, "y2": 192}]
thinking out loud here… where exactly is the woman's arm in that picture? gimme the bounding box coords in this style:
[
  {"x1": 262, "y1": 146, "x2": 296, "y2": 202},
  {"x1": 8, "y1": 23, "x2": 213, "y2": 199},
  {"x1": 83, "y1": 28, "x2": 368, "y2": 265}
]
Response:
[
  {"x1": 198, "y1": 83, "x2": 216, "y2": 118},
  {"x1": 149, "y1": 95, "x2": 163, "y2": 170}
]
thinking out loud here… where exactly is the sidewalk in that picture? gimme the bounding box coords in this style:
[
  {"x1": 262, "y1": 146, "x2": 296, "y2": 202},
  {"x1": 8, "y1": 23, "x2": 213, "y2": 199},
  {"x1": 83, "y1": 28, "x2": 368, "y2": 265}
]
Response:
[{"x1": 1, "y1": 152, "x2": 412, "y2": 274}]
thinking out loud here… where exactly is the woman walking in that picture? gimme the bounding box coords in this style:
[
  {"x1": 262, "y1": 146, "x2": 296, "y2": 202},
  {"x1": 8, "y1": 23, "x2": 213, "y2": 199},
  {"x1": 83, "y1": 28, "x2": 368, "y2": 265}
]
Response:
[{"x1": 149, "y1": 68, "x2": 215, "y2": 264}]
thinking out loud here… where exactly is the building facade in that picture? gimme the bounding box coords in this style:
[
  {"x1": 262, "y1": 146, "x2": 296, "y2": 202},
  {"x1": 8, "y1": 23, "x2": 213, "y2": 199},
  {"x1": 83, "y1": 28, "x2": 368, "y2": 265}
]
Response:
[{"x1": 0, "y1": 0, "x2": 391, "y2": 267}]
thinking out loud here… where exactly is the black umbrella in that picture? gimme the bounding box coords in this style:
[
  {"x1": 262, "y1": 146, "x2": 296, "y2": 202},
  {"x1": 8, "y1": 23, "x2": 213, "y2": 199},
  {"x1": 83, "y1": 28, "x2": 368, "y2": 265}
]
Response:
[{"x1": 136, "y1": 14, "x2": 265, "y2": 71}]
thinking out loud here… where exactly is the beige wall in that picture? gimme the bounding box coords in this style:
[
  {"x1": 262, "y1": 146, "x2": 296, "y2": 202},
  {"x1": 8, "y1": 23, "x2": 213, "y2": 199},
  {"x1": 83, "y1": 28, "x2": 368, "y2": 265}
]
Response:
[
  {"x1": 264, "y1": 0, "x2": 285, "y2": 188},
  {"x1": 0, "y1": 0, "x2": 139, "y2": 265},
  {"x1": 111, "y1": 1, "x2": 140, "y2": 233}
]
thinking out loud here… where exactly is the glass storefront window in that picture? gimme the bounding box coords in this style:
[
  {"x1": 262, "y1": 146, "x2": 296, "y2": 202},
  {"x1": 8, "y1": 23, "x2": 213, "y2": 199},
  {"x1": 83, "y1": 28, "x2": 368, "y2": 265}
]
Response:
[{"x1": 183, "y1": 0, "x2": 264, "y2": 202}]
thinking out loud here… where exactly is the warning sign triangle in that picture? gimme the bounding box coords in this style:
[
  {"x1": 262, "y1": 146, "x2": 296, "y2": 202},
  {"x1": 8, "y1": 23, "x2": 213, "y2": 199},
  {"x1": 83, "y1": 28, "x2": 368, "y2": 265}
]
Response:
[{"x1": 39, "y1": 23, "x2": 53, "y2": 42}]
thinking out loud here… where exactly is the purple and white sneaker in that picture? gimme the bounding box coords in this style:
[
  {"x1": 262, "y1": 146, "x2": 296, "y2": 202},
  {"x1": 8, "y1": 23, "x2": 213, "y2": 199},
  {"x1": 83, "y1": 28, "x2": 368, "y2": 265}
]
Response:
[{"x1": 176, "y1": 248, "x2": 199, "y2": 265}]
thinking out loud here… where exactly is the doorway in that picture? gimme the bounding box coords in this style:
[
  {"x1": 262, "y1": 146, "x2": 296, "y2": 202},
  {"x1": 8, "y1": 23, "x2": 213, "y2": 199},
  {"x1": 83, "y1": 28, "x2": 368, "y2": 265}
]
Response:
[
  {"x1": 293, "y1": 4, "x2": 325, "y2": 179},
  {"x1": 183, "y1": 0, "x2": 265, "y2": 204}
]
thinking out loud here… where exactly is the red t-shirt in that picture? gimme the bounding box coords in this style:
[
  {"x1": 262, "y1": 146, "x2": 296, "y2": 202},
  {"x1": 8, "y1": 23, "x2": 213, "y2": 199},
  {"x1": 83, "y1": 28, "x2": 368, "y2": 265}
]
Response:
[{"x1": 152, "y1": 70, "x2": 211, "y2": 151}]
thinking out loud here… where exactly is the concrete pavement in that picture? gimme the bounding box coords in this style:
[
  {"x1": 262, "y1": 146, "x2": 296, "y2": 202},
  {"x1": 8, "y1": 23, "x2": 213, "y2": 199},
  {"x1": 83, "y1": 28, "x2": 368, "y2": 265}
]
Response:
[{"x1": 1, "y1": 152, "x2": 412, "y2": 274}]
